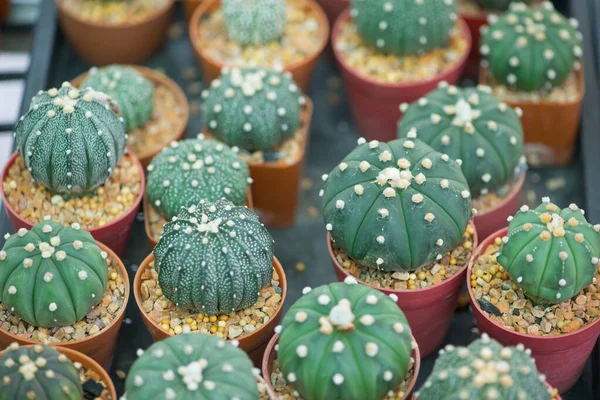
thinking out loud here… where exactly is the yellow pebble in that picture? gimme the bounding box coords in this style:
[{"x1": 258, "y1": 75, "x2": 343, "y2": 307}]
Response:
[
  {"x1": 463, "y1": 241, "x2": 472, "y2": 250},
  {"x1": 209, "y1": 315, "x2": 217, "y2": 323},
  {"x1": 240, "y1": 319, "x2": 247, "y2": 327},
  {"x1": 450, "y1": 258, "x2": 457, "y2": 265},
  {"x1": 155, "y1": 288, "x2": 163, "y2": 297},
  {"x1": 408, "y1": 284, "x2": 417, "y2": 290},
  {"x1": 218, "y1": 321, "x2": 226, "y2": 327},
  {"x1": 174, "y1": 326, "x2": 183, "y2": 335},
  {"x1": 482, "y1": 274, "x2": 491, "y2": 283},
  {"x1": 185, "y1": 318, "x2": 194, "y2": 325},
  {"x1": 218, "y1": 326, "x2": 225, "y2": 333},
  {"x1": 476, "y1": 270, "x2": 484, "y2": 278},
  {"x1": 494, "y1": 237, "x2": 502, "y2": 246},
  {"x1": 489, "y1": 266, "x2": 497, "y2": 275},
  {"x1": 161, "y1": 324, "x2": 170, "y2": 331},
  {"x1": 218, "y1": 314, "x2": 229, "y2": 321},
  {"x1": 203, "y1": 317, "x2": 209, "y2": 323},
  {"x1": 417, "y1": 271, "x2": 426, "y2": 280},
  {"x1": 110, "y1": 272, "x2": 118, "y2": 281},
  {"x1": 210, "y1": 325, "x2": 218, "y2": 333},
  {"x1": 439, "y1": 268, "x2": 446, "y2": 276},
  {"x1": 197, "y1": 313, "x2": 205, "y2": 320},
  {"x1": 470, "y1": 280, "x2": 477, "y2": 288}
]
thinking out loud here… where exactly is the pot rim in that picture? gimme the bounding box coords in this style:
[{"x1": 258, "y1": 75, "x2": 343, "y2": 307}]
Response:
[
  {"x1": 458, "y1": 0, "x2": 545, "y2": 19},
  {"x1": 474, "y1": 172, "x2": 526, "y2": 219}
]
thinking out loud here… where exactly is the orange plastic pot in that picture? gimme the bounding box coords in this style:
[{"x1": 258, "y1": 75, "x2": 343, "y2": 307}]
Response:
[{"x1": 183, "y1": 0, "x2": 202, "y2": 23}]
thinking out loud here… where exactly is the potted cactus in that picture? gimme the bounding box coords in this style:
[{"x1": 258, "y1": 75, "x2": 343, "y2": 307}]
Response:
[
  {"x1": 397, "y1": 82, "x2": 526, "y2": 240},
  {"x1": 467, "y1": 198, "x2": 600, "y2": 393},
  {"x1": 189, "y1": 0, "x2": 329, "y2": 92},
  {"x1": 479, "y1": 2, "x2": 583, "y2": 166},
  {"x1": 1, "y1": 82, "x2": 145, "y2": 256},
  {"x1": 134, "y1": 199, "x2": 287, "y2": 364},
  {"x1": 0, "y1": 220, "x2": 130, "y2": 369},
  {"x1": 201, "y1": 68, "x2": 313, "y2": 227}
]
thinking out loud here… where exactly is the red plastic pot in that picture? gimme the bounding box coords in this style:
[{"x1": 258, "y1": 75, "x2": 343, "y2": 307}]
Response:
[
  {"x1": 467, "y1": 228, "x2": 600, "y2": 393},
  {"x1": 460, "y1": 9, "x2": 488, "y2": 79},
  {"x1": 317, "y1": 0, "x2": 348, "y2": 28}
]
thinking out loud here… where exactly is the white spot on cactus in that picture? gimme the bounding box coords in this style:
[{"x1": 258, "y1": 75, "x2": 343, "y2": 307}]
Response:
[
  {"x1": 354, "y1": 185, "x2": 364, "y2": 195},
  {"x1": 517, "y1": 276, "x2": 523, "y2": 283},
  {"x1": 403, "y1": 140, "x2": 415, "y2": 149},
  {"x1": 441, "y1": 135, "x2": 450, "y2": 145},
  {"x1": 318, "y1": 294, "x2": 331, "y2": 305},
  {"x1": 366, "y1": 294, "x2": 378, "y2": 305},
  {"x1": 379, "y1": 151, "x2": 392, "y2": 162},
  {"x1": 295, "y1": 311, "x2": 308, "y2": 323},
  {"x1": 23, "y1": 258, "x2": 33, "y2": 268},
  {"x1": 359, "y1": 161, "x2": 370, "y2": 172},
  {"x1": 365, "y1": 342, "x2": 379, "y2": 357},
  {"x1": 78, "y1": 270, "x2": 89, "y2": 280},
  {"x1": 393, "y1": 322, "x2": 404, "y2": 333},
  {"x1": 461, "y1": 190, "x2": 470, "y2": 199},
  {"x1": 8, "y1": 286, "x2": 16, "y2": 295},
  {"x1": 332, "y1": 340, "x2": 345, "y2": 352},
  {"x1": 559, "y1": 251, "x2": 569, "y2": 261},
  {"x1": 424, "y1": 213, "x2": 435, "y2": 222},
  {"x1": 412, "y1": 194, "x2": 423, "y2": 203},
  {"x1": 526, "y1": 254, "x2": 534, "y2": 262},
  {"x1": 326, "y1": 223, "x2": 333, "y2": 231},
  {"x1": 360, "y1": 314, "x2": 375, "y2": 326},
  {"x1": 376, "y1": 236, "x2": 385, "y2": 244},
  {"x1": 48, "y1": 302, "x2": 57, "y2": 312},
  {"x1": 369, "y1": 140, "x2": 379, "y2": 149},
  {"x1": 17, "y1": 228, "x2": 28, "y2": 237},
  {"x1": 378, "y1": 208, "x2": 389, "y2": 218},
  {"x1": 332, "y1": 373, "x2": 345, "y2": 385},
  {"x1": 296, "y1": 345, "x2": 308, "y2": 358},
  {"x1": 55, "y1": 251, "x2": 66, "y2": 261},
  {"x1": 335, "y1": 200, "x2": 345, "y2": 210}
]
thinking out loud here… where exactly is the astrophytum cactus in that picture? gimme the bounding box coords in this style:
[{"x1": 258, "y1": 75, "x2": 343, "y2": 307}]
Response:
[
  {"x1": 222, "y1": 0, "x2": 286, "y2": 46},
  {"x1": 474, "y1": 0, "x2": 532, "y2": 11}
]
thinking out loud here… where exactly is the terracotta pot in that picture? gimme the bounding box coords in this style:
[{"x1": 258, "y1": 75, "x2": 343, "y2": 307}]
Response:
[
  {"x1": 183, "y1": 0, "x2": 202, "y2": 23},
  {"x1": 0, "y1": 0, "x2": 10, "y2": 21},
  {"x1": 413, "y1": 382, "x2": 560, "y2": 400},
  {"x1": 71, "y1": 65, "x2": 190, "y2": 169},
  {"x1": 262, "y1": 334, "x2": 421, "y2": 400},
  {"x1": 328, "y1": 222, "x2": 478, "y2": 357},
  {"x1": 460, "y1": 8, "x2": 488, "y2": 79},
  {"x1": 0, "y1": 150, "x2": 145, "y2": 257},
  {"x1": 55, "y1": 0, "x2": 174, "y2": 65},
  {"x1": 316, "y1": 0, "x2": 348, "y2": 28},
  {"x1": 188, "y1": 0, "x2": 329, "y2": 93},
  {"x1": 0, "y1": 242, "x2": 130, "y2": 371},
  {"x1": 134, "y1": 253, "x2": 287, "y2": 366},
  {"x1": 479, "y1": 68, "x2": 584, "y2": 166},
  {"x1": 332, "y1": 10, "x2": 472, "y2": 142},
  {"x1": 467, "y1": 228, "x2": 600, "y2": 393}
]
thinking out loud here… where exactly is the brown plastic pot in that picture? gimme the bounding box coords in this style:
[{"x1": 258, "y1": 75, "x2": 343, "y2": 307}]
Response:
[
  {"x1": 0, "y1": 0, "x2": 10, "y2": 21},
  {"x1": 328, "y1": 221, "x2": 478, "y2": 358},
  {"x1": 460, "y1": 8, "x2": 488, "y2": 79},
  {"x1": 189, "y1": 0, "x2": 329, "y2": 93},
  {"x1": 134, "y1": 253, "x2": 287, "y2": 366},
  {"x1": 467, "y1": 228, "x2": 600, "y2": 393},
  {"x1": 183, "y1": 0, "x2": 202, "y2": 23},
  {"x1": 317, "y1": 0, "x2": 348, "y2": 28},
  {"x1": 55, "y1": 0, "x2": 174, "y2": 65},
  {"x1": 0, "y1": 150, "x2": 145, "y2": 257},
  {"x1": 0, "y1": 241, "x2": 130, "y2": 371}
]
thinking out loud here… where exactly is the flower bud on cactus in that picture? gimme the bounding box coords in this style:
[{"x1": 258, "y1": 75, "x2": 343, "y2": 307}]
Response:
[
  {"x1": 202, "y1": 68, "x2": 304, "y2": 152},
  {"x1": 416, "y1": 334, "x2": 552, "y2": 400},
  {"x1": 498, "y1": 198, "x2": 600, "y2": 304},
  {"x1": 146, "y1": 136, "x2": 250, "y2": 221},
  {"x1": 14, "y1": 82, "x2": 127, "y2": 194},
  {"x1": 474, "y1": 0, "x2": 532, "y2": 11},
  {"x1": 322, "y1": 137, "x2": 472, "y2": 272},
  {"x1": 398, "y1": 83, "x2": 524, "y2": 195},
  {"x1": 154, "y1": 199, "x2": 274, "y2": 315},
  {"x1": 480, "y1": 1, "x2": 583, "y2": 92},
  {"x1": 350, "y1": 0, "x2": 458, "y2": 57},
  {"x1": 0, "y1": 343, "x2": 83, "y2": 400},
  {"x1": 0, "y1": 220, "x2": 109, "y2": 328},
  {"x1": 222, "y1": 0, "x2": 286, "y2": 46},
  {"x1": 81, "y1": 65, "x2": 154, "y2": 132}
]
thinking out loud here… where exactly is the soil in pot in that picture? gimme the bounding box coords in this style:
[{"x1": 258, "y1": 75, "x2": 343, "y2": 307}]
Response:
[{"x1": 57, "y1": 0, "x2": 169, "y2": 24}]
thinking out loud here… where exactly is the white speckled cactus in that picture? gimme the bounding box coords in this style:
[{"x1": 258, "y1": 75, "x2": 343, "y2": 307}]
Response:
[{"x1": 222, "y1": 0, "x2": 286, "y2": 46}]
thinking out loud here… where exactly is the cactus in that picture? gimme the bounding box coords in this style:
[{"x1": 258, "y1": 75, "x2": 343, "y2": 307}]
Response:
[
  {"x1": 222, "y1": 0, "x2": 286, "y2": 46},
  {"x1": 416, "y1": 334, "x2": 552, "y2": 400},
  {"x1": 14, "y1": 82, "x2": 127, "y2": 194},
  {"x1": 497, "y1": 198, "x2": 600, "y2": 305},
  {"x1": 278, "y1": 280, "x2": 413, "y2": 400},
  {"x1": 398, "y1": 82, "x2": 524, "y2": 196},
  {"x1": 125, "y1": 334, "x2": 259, "y2": 400},
  {"x1": 322, "y1": 137, "x2": 472, "y2": 272},
  {"x1": 201, "y1": 68, "x2": 305, "y2": 152},
  {"x1": 0, "y1": 343, "x2": 83, "y2": 400},
  {"x1": 350, "y1": 0, "x2": 458, "y2": 57},
  {"x1": 480, "y1": 2, "x2": 583, "y2": 92},
  {"x1": 474, "y1": 0, "x2": 532, "y2": 11},
  {"x1": 0, "y1": 220, "x2": 108, "y2": 328},
  {"x1": 81, "y1": 65, "x2": 154, "y2": 132},
  {"x1": 146, "y1": 136, "x2": 250, "y2": 221},
  {"x1": 153, "y1": 199, "x2": 274, "y2": 316}
]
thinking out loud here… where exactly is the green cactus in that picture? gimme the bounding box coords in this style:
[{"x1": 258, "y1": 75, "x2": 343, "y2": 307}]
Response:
[
  {"x1": 14, "y1": 82, "x2": 127, "y2": 194},
  {"x1": 146, "y1": 136, "x2": 251, "y2": 221},
  {"x1": 222, "y1": 0, "x2": 286, "y2": 46},
  {"x1": 398, "y1": 83, "x2": 524, "y2": 196},
  {"x1": 350, "y1": 0, "x2": 458, "y2": 57},
  {"x1": 480, "y1": 2, "x2": 583, "y2": 92},
  {"x1": 0, "y1": 343, "x2": 83, "y2": 400},
  {"x1": 0, "y1": 220, "x2": 108, "y2": 328},
  {"x1": 416, "y1": 334, "x2": 552, "y2": 400},
  {"x1": 474, "y1": 0, "x2": 532, "y2": 11},
  {"x1": 201, "y1": 67, "x2": 305, "y2": 152},
  {"x1": 81, "y1": 65, "x2": 154, "y2": 132},
  {"x1": 278, "y1": 280, "x2": 413, "y2": 400},
  {"x1": 497, "y1": 198, "x2": 600, "y2": 305},
  {"x1": 153, "y1": 199, "x2": 274, "y2": 315},
  {"x1": 322, "y1": 137, "x2": 472, "y2": 272},
  {"x1": 125, "y1": 334, "x2": 259, "y2": 400}
]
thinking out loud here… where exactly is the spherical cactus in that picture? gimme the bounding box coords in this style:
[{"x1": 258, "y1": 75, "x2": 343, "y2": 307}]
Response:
[
  {"x1": 201, "y1": 68, "x2": 305, "y2": 152},
  {"x1": 153, "y1": 199, "x2": 274, "y2": 315},
  {"x1": 0, "y1": 220, "x2": 108, "y2": 328},
  {"x1": 480, "y1": 2, "x2": 583, "y2": 92},
  {"x1": 278, "y1": 280, "x2": 413, "y2": 400},
  {"x1": 222, "y1": 0, "x2": 286, "y2": 46},
  {"x1": 322, "y1": 137, "x2": 472, "y2": 272},
  {"x1": 350, "y1": 0, "x2": 458, "y2": 57},
  {"x1": 0, "y1": 343, "x2": 83, "y2": 400},
  {"x1": 398, "y1": 83, "x2": 524, "y2": 196},
  {"x1": 14, "y1": 82, "x2": 127, "y2": 194},
  {"x1": 125, "y1": 334, "x2": 259, "y2": 400},
  {"x1": 415, "y1": 334, "x2": 552, "y2": 400},
  {"x1": 497, "y1": 198, "x2": 600, "y2": 305},
  {"x1": 146, "y1": 136, "x2": 250, "y2": 221},
  {"x1": 81, "y1": 65, "x2": 154, "y2": 132},
  {"x1": 474, "y1": 0, "x2": 532, "y2": 11}
]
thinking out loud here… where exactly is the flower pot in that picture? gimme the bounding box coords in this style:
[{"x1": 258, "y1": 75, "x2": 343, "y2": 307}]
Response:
[
  {"x1": 317, "y1": 0, "x2": 348, "y2": 28},
  {"x1": 1, "y1": 150, "x2": 145, "y2": 257},
  {"x1": 0, "y1": 242, "x2": 130, "y2": 371},
  {"x1": 183, "y1": 0, "x2": 202, "y2": 23},
  {"x1": 460, "y1": 8, "x2": 488, "y2": 79},
  {"x1": 0, "y1": 0, "x2": 10, "y2": 21},
  {"x1": 332, "y1": 10, "x2": 471, "y2": 142},
  {"x1": 467, "y1": 228, "x2": 600, "y2": 393},
  {"x1": 55, "y1": 0, "x2": 174, "y2": 65}
]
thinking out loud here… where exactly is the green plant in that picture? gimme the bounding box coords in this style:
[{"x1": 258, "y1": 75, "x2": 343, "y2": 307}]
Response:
[
  {"x1": 146, "y1": 136, "x2": 251, "y2": 221},
  {"x1": 0, "y1": 220, "x2": 108, "y2": 328},
  {"x1": 398, "y1": 83, "x2": 524, "y2": 196},
  {"x1": 222, "y1": 0, "x2": 286, "y2": 46},
  {"x1": 201, "y1": 68, "x2": 304, "y2": 152},
  {"x1": 153, "y1": 198, "x2": 274, "y2": 315},
  {"x1": 480, "y1": 2, "x2": 583, "y2": 92},
  {"x1": 498, "y1": 198, "x2": 600, "y2": 304},
  {"x1": 14, "y1": 82, "x2": 127, "y2": 194},
  {"x1": 475, "y1": 0, "x2": 532, "y2": 11},
  {"x1": 322, "y1": 137, "x2": 472, "y2": 272}
]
